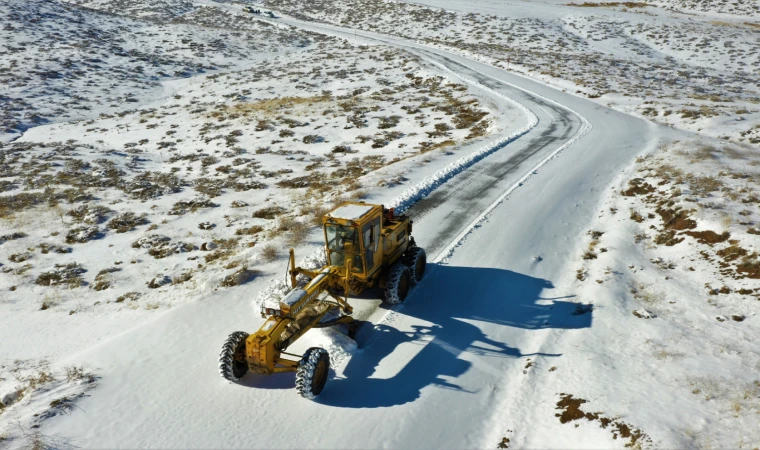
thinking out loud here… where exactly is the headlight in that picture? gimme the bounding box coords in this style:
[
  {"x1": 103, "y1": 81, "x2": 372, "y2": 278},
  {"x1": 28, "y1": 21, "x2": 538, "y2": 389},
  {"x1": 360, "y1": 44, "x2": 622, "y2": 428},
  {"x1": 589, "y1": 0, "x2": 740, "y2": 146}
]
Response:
[{"x1": 261, "y1": 307, "x2": 283, "y2": 317}]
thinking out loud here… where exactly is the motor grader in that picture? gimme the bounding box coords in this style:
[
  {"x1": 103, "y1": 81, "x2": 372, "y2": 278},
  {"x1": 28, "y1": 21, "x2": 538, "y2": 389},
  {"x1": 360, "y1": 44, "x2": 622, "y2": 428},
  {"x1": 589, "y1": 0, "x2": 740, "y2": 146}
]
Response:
[{"x1": 219, "y1": 201, "x2": 426, "y2": 399}]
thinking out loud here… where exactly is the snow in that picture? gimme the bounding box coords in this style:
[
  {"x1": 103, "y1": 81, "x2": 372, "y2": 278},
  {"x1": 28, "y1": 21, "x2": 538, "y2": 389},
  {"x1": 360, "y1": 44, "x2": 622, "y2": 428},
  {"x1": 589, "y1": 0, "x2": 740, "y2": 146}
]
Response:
[
  {"x1": 327, "y1": 204, "x2": 373, "y2": 221},
  {"x1": 1, "y1": 0, "x2": 758, "y2": 448},
  {"x1": 267, "y1": 0, "x2": 760, "y2": 146},
  {"x1": 280, "y1": 288, "x2": 306, "y2": 307}
]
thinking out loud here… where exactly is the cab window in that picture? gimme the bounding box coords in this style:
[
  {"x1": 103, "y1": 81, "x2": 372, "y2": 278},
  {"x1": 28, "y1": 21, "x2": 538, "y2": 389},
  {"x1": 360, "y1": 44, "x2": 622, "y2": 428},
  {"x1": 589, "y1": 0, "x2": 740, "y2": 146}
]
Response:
[{"x1": 325, "y1": 224, "x2": 363, "y2": 272}]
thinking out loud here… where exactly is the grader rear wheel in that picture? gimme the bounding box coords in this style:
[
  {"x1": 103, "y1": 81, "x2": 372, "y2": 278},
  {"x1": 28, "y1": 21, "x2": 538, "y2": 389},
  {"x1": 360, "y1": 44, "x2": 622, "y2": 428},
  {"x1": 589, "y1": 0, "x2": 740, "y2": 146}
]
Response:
[
  {"x1": 404, "y1": 247, "x2": 427, "y2": 284},
  {"x1": 384, "y1": 263, "x2": 411, "y2": 305},
  {"x1": 296, "y1": 347, "x2": 330, "y2": 399},
  {"x1": 219, "y1": 331, "x2": 249, "y2": 382}
]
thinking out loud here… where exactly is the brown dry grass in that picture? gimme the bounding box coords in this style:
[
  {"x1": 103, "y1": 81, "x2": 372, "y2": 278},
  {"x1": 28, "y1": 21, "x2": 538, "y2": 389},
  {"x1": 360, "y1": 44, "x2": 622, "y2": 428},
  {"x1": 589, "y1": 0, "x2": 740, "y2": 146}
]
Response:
[
  {"x1": 235, "y1": 225, "x2": 264, "y2": 236},
  {"x1": 657, "y1": 207, "x2": 696, "y2": 231},
  {"x1": 630, "y1": 209, "x2": 644, "y2": 223},
  {"x1": 211, "y1": 95, "x2": 333, "y2": 119},
  {"x1": 261, "y1": 244, "x2": 278, "y2": 262},
  {"x1": 220, "y1": 265, "x2": 257, "y2": 287},
  {"x1": 555, "y1": 394, "x2": 650, "y2": 447},
  {"x1": 688, "y1": 175, "x2": 723, "y2": 196},
  {"x1": 419, "y1": 139, "x2": 456, "y2": 153},
  {"x1": 286, "y1": 221, "x2": 310, "y2": 246},
  {"x1": 252, "y1": 206, "x2": 285, "y2": 220},
  {"x1": 621, "y1": 178, "x2": 656, "y2": 196},
  {"x1": 683, "y1": 230, "x2": 730, "y2": 245},
  {"x1": 710, "y1": 21, "x2": 760, "y2": 30},
  {"x1": 567, "y1": 1, "x2": 649, "y2": 7}
]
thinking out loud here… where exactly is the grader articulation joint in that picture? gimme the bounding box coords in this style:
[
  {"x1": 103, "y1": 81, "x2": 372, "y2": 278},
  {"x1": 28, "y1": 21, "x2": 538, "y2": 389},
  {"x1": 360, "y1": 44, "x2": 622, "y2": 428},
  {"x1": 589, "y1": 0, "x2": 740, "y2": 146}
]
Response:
[{"x1": 219, "y1": 202, "x2": 427, "y2": 399}]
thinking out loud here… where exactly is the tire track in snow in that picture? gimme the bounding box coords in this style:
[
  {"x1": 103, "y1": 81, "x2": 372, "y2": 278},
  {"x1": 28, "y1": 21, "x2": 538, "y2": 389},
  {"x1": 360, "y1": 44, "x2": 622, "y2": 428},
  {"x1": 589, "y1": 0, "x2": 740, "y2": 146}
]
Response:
[{"x1": 390, "y1": 49, "x2": 593, "y2": 263}]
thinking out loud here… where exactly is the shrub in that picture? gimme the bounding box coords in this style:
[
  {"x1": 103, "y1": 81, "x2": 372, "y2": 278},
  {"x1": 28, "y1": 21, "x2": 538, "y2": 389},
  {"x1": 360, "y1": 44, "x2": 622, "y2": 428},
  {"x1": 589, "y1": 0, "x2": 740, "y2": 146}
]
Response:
[
  {"x1": 169, "y1": 198, "x2": 217, "y2": 215},
  {"x1": 116, "y1": 292, "x2": 141, "y2": 303},
  {"x1": 147, "y1": 275, "x2": 171, "y2": 289},
  {"x1": 220, "y1": 267, "x2": 257, "y2": 287},
  {"x1": 236, "y1": 225, "x2": 264, "y2": 236},
  {"x1": 204, "y1": 250, "x2": 231, "y2": 263},
  {"x1": 107, "y1": 212, "x2": 149, "y2": 233},
  {"x1": 39, "y1": 243, "x2": 70, "y2": 254},
  {"x1": 303, "y1": 135, "x2": 324, "y2": 144},
  {"x1": 310, "y1": 204, "x2": 332, "y2": 226},
  {"x1": 378, "y1": 115, "x2": 401, "y2": 129},
  {"x1": 331, "y1": 145, "x2": 354, "y2": 154},
  {"x1": 252, "y1": 206, "x2": 285, "y2": 219},
  {"x1": 287, "y1": 221, "x2": 310, "y2": 246},
  {"x1": 261, "y1": 244, "x2": 278, "y2": 262},
  {"x1": 0, "y1": 232, "x2": 27, "y2": 245},
  {"x1": 65, "y1": 225, "x2": 101, "y2": 244},
  {"x1": 172, "y1": 271, "x2": 194, "y2": 285},
  {"x1": 67, "y1": 204, "x2": 112, "y2": 224},
  {"x1": 36, "y1": 263, "x2": 86, "y2": 288},
  {"x1": 63, "y1": 365, "x2": 92, "y2": 383},
  {"x1": 9, "y1": 252, "x2": 32, "y2": 263}
]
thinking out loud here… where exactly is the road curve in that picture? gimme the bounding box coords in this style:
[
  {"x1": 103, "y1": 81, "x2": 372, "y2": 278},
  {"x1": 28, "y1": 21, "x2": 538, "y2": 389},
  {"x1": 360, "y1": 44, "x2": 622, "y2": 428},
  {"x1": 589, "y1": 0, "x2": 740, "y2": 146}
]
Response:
[{"x1": 271, "y1": 17, "x2": 589, "y2": 261}]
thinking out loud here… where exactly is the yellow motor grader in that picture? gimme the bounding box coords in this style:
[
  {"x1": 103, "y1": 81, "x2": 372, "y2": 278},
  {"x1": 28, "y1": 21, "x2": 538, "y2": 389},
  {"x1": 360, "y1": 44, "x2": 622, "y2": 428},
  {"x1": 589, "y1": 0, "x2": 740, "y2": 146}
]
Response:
[{"x1": 219, "y1": 202, "x2": 427, "y2": 399}]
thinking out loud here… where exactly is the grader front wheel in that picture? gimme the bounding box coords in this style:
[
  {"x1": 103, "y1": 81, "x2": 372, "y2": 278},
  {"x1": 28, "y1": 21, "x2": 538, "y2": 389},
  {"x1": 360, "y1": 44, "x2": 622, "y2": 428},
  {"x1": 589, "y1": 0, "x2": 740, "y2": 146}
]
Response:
[
  {"x1": 296, "y1": 347, "x2": 330, "y2": 399},
  {"x1": 219, "y1": 331, "x2": 249, "y2": 382}
]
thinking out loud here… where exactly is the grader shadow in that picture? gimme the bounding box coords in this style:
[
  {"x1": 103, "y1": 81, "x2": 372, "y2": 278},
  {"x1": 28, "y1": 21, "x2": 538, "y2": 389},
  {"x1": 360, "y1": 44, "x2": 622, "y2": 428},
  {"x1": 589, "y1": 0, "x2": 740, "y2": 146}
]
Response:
[{"x1": 316, "y1": 263, "x2": 591, "y2": 408}]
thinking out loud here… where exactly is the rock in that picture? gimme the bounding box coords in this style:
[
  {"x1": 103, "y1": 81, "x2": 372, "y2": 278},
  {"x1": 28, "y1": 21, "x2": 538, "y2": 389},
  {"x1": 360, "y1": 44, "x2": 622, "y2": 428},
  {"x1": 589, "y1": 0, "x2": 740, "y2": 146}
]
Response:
[
  {"x1": 633, "y1": 309, "x2": 656, "y2": 319},
  {"x1": 1, "y1": 388, "x2": 22, "y2": 407},
  {"x1": 732, "y1": 314, "x2": 745, "y2": 322},
  {"x1": 147, "y1": 274, "x2": 171, "y2": 289},
  {"x1": 201, "y1": 241, "x2": 217, "y2": 251}
]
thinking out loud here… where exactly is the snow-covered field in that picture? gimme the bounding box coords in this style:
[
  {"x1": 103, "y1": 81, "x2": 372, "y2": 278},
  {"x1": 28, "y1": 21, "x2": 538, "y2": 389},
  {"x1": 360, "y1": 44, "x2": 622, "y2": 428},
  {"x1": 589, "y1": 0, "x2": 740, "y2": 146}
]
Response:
[
  {"x1": 1, "y1": 0, "x2": 758, "y2": 448},
  {"x1": 267, "y1": 0, "x2": 760, "y2": 146},
  {"x1": 559, "y1": 140, "x2": 760, "y2": 448}
]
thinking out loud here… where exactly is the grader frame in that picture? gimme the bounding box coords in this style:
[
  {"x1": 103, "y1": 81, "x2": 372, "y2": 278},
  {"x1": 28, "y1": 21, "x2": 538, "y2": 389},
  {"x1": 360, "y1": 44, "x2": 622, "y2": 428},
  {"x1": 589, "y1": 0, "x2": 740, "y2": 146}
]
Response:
[{"x1": 219, "y1": 202, "x2": 427, "y2": 399}]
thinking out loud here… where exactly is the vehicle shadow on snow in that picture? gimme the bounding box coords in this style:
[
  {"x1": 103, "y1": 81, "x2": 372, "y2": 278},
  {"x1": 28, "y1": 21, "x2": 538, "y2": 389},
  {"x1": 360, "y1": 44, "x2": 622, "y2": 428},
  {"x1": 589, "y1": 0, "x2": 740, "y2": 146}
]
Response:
[{"x1": 316, "y1": 263, "x2": 591, "y2": 408}]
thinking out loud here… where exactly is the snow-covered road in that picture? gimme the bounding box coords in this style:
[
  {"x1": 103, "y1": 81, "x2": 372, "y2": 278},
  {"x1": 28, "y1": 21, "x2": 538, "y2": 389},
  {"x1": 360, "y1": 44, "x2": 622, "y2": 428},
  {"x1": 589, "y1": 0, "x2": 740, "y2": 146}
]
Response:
[{"x1": 41, "y1": 11, "x2": 672, "y2": 449}]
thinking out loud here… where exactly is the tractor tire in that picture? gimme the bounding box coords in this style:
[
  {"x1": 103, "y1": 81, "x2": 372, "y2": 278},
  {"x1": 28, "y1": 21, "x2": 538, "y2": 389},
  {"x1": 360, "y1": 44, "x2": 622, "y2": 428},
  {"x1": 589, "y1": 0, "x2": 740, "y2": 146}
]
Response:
[
  {"x1": 384, "y1": 263, "x2": 412, "y2": 305},
  {"x1": 219, "y1": 331, "x2": 249, "y2": 382},
  {"x1": 403, "y1": 246, "x2": 427, "y2": 284},
  {"x1": 295, "y1": 347, "x2": 330, "y2": 399}
]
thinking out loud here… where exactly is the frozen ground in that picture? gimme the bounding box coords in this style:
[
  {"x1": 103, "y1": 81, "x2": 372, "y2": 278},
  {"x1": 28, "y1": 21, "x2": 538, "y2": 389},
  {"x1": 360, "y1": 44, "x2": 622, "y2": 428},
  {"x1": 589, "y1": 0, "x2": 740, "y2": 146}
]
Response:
[
  {"x1": 1, "y1": 0, "x2": 758, "y2": 448},
  {"x1": 558, "y1": 140, "x2": 760, "y2": 448},
  {"x1": 0, "y1": 0, "x2": 310, "y2": 143}
]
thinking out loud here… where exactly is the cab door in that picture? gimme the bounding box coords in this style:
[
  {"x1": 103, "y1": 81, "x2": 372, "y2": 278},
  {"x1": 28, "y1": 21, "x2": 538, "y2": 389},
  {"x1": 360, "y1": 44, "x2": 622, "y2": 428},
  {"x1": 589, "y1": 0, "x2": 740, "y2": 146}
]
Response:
[{"x1": 362, "y1": 216, "x2": 383, "y2": 277}]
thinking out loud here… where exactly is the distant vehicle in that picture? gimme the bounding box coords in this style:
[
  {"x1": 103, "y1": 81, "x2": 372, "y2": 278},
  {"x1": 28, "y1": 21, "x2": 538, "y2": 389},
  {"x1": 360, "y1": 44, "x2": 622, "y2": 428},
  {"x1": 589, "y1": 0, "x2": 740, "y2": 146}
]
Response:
[
  {"x1": 265, "y1": 11, "x2": 276, "y2": 18},
  {"x1": 242, "y1": 6, "x2": 254, "y2": 13}
]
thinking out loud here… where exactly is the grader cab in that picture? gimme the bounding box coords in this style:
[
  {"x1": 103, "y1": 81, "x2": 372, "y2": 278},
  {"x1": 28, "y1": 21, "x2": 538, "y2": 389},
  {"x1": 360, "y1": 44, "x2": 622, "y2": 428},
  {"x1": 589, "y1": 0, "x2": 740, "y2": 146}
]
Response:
[{"x1": 219, "y1": 202, "x2": 427, "y2": 399}]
